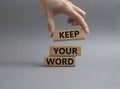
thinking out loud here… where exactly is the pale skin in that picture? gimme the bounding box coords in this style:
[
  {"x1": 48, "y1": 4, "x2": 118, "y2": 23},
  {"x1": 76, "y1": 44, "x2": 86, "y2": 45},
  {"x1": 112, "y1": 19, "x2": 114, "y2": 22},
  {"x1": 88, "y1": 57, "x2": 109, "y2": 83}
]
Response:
[{"x1": 40, "y1": 0, "x2": 89, "y2": 37}]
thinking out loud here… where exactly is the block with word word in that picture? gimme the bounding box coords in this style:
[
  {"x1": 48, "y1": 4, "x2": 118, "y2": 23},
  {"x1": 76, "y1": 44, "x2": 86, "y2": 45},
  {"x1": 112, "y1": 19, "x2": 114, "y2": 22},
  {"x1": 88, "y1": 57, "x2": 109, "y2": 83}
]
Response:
[
  {"x1": 53, "y1": 29, "x2": 86, "y2": 41},
  {"x1": 44, "y1": 56, "x2": 76, "y2": 67},
  {"x1": 49, "y1": 46, "x2": 81, "y2": 57}
]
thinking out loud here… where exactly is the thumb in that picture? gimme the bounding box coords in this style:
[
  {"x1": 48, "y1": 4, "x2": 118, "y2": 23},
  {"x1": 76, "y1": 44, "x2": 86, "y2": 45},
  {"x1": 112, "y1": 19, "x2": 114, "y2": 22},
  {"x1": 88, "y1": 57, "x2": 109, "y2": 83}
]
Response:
[{"x1": 46, "y1": 11, "x2": 55, "y2": 37}]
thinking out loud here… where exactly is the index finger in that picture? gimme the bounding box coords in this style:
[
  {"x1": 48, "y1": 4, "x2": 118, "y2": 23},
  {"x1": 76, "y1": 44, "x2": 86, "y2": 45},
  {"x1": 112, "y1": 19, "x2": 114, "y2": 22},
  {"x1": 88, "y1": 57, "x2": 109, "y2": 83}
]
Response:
[{"x1": 61, "y1": 5, "x2": 89, "y2": 34}]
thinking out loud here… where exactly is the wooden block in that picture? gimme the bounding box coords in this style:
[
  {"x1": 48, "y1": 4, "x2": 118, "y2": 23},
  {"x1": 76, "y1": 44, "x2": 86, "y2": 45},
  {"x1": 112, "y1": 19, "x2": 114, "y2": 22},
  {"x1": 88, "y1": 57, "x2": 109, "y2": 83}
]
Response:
[
  {"x1": 53, "y1": 29, "x2": 86, "y2": 41},
  {"x1": 44, "y1": 56, "x2": 76, "y2": 67},
  {"x1": 49, "y1": 46, "x2": 81, "y2": 57}
]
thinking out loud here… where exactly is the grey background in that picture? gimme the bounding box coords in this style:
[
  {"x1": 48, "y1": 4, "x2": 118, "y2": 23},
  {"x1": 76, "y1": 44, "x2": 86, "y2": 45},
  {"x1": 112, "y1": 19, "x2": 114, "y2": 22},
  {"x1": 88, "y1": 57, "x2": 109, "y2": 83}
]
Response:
[{"x1": 0, "y1": 0, "x2": 120, "y2": 89}]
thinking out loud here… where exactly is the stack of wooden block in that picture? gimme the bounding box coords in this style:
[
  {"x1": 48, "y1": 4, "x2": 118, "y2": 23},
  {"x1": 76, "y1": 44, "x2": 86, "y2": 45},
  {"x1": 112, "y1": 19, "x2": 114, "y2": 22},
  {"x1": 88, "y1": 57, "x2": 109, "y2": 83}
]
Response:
[{"x1": 44, "y1": 29, "x2": 86, "y2": 67}]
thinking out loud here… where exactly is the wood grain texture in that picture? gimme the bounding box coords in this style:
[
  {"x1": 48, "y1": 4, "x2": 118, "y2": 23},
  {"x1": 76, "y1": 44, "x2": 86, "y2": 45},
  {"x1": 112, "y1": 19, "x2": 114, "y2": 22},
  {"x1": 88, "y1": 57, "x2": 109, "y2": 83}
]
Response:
[
  {"x1": 44, "y1": 56, "x2": 76, "y2": 67},
  {"x1": 53, "y1": 29, "x2": 86, "y2": 41},
  {"x1": 49, "y1": 46, "x2": 81, "y2": 57}
]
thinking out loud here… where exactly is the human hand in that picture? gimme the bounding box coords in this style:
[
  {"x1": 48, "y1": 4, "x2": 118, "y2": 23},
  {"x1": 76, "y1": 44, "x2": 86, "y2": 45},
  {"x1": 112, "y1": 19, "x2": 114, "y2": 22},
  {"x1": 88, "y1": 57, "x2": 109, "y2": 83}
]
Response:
[{"x1": 40, "y1": 0, "x2": 89, "y2": 37}]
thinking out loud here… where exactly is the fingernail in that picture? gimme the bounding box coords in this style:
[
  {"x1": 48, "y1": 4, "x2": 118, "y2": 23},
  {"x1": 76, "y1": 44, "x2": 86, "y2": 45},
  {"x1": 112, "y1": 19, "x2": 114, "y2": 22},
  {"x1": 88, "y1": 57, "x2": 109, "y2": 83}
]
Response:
[
  {"x1": 49, "y1": 32, "x2": 53, "y2": 37},
  {"x1": 86, "y1": 28, "x2": 89, "y2": 34},
  {"x1": 49, "y1": 32, "x2": 52, "y2": 37}
]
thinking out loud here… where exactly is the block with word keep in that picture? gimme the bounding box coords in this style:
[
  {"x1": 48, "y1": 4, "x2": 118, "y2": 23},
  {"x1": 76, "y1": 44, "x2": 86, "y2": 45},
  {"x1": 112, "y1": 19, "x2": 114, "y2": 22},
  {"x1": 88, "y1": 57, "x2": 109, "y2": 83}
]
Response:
[
  {"x1": 49, "y1": 46, "x2": 81, "y2": 57},
  {"x1": 44, "y1": 56, "x2": 76, "y2": 67},
  {"x1": 53, "y1": 29, "x2": 86, "y2": 41}
]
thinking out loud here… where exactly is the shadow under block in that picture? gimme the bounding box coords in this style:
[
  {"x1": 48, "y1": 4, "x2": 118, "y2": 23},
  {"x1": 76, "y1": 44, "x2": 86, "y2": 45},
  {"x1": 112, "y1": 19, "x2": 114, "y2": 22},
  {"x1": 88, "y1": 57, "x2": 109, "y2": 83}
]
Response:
[
  {"x1": 53, "y1": 29, "x2": 86, "y2": 41},
  {"x1": 49, "y1": 46, "x2": 81, "y2": 57},
  {"x1": 44, "y1": 56, "x2": 76, "y2": 67}
]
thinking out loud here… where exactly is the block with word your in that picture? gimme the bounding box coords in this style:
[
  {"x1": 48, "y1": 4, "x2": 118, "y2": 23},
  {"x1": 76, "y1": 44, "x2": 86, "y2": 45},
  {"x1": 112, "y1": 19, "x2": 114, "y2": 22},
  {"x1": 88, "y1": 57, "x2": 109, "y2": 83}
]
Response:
[{"x1": 49, "y1": 46, "x2": 81, "y2": 57}]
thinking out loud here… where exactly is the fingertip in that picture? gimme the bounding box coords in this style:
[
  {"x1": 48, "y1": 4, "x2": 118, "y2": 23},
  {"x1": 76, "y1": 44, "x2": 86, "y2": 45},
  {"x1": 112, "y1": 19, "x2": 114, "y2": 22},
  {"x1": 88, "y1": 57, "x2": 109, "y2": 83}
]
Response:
[
  {"x1": 49, "y1": 32, "x2": 53, "y2": 37},
  {"x1": 85, "y1": 27, "x2": 89, "y2": 34},
  {"x1": 84, "y1": 12, "x2": 86, "y2": 17},
  {"x1": 49, "y1": 31, "x2": 54, "y2": 37}
]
